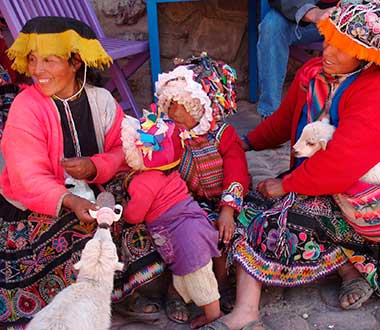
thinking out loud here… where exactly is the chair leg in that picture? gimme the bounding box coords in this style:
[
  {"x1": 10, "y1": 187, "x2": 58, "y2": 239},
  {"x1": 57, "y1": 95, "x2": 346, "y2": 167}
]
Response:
[
  {"x1": 105, "y1": 51, "x2": 149, "y2": 92},
  {"x1": 146, "y1": 0, "x2": 161, "y2": 96},
  {"x1": 123, "y1": 51, "x2": 150, "y2": 79},
  {"x1": 107, "y1": 63, "x2": 142, "y2": 118}
]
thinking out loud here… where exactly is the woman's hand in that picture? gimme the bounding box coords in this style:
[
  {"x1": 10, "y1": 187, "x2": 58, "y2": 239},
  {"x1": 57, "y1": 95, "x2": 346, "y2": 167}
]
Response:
[
  {"x1": 257, "y1": 178, "x2": 286, "y2": 198},
  {"x1": 217, "y1": 206, "x2": 235, "y2": 244},
  {"x1": 61, "y1": 157, "x2": 97, "y2": 180},
  {"x1": 62, "y1": 193, "x2": 98, "y2": 223}
]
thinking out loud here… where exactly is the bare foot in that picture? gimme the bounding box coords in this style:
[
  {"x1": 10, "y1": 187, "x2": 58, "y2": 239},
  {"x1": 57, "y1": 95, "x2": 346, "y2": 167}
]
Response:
[
  {"x1": 166, "y1": 284, "x2": 190, "y2": 324},
  {"x1": 190, "y1": 314, "x2": 207, "y2": 329},
  {"x1": 190, "y1": 312, "x2": 223, "y2": 329},
  {"x1": 338, "y1": 264, "x2": 373, "y2": 310},
  {"x1": 219, "y1": 306, "x2": 260, "y2": 330}
]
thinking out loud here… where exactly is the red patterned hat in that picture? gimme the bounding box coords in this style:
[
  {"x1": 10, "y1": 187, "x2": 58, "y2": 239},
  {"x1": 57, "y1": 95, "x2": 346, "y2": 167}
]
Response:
[{"x1": 318, "y1": 0, "x2": 380, "y2": 64}]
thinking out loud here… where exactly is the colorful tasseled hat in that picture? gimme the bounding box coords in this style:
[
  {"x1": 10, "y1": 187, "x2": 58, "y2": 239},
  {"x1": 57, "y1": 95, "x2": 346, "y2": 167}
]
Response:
[
  {"x1": 7, "y1": 16, "x2": 112, "y2": 75},
  {"x1": 155, "y1": 52, "x2": 237, "y2": 135},
  {"x1": 121, "y1": 107, "x2": 184, "y2": 171},
  {"x1": 318, "y1": 0, "x2": 380, "y2": 65}
]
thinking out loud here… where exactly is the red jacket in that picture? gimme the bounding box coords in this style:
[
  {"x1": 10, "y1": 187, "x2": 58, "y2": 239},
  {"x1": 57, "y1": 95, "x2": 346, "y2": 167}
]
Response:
[{"x1": 247, "y1": 57, "x2": 380, "y2": 195}]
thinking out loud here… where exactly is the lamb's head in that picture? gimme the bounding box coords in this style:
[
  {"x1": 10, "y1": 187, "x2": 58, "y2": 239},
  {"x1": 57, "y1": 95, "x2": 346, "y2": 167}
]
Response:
[
  {"x1": 293, "y1": 121, "x2": 336, "y2": 158},
  {"x1": 74, "y1": 229, "x2": 124, "y2": 283}
]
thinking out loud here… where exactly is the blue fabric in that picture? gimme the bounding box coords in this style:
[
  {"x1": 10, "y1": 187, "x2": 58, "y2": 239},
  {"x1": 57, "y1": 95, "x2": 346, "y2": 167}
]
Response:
[
  {"x1": 329, "y1": 72, "x2": 361, "y2": 127},
  {"x1": 257, "y1": 9, "x2": 323, "y2": 117},
  {"x1": 294, "y1": 104, "x2": 308, "y2": 168}
]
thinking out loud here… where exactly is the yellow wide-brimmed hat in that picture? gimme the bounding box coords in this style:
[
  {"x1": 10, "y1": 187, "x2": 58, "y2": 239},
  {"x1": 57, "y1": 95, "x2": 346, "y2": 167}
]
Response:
[{"x1": 7, "y1": 16, "x2": 112, "y2": 75}]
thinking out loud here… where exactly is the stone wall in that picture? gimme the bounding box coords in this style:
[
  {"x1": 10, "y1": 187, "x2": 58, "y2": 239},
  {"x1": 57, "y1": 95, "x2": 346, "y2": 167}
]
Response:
[{"x1": 92, "y1": 0, "x2": 249, "y2": 110}]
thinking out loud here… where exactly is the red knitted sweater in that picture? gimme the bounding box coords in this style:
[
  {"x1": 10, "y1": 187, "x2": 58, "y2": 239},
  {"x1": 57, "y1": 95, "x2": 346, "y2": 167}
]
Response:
[{"x1": 247, "y1": 57, "x2": 380, "y2": 195}]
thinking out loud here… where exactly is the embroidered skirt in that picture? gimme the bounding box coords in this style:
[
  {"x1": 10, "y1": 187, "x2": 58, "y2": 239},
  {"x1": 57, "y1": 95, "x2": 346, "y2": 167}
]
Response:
[
  {"x1": 147, "y1": 197, "x2": 220, "y2": 276},
  {"x1": 229, "y1": 190, "x2": 380, "y2": 292},
  {"x1": 0, "y1": 174, "x2": 164, "y2": 327}
]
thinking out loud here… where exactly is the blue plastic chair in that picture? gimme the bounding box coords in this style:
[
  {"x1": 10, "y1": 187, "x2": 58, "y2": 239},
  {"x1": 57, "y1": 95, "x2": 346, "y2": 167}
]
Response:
[{"x1": 0, "y1": 0, "x2": 149, "y2": 117}]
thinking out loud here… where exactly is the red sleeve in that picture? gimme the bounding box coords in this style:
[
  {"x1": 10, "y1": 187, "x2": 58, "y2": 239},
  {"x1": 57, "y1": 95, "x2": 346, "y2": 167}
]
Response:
[
  {"x1": 247, "y1": 59, "x2": 317, "y2": 150},
  {"x1": 283, "y1": 67, "x2": 380, "y2": 195},
  {"x1": 123, "y1": 173, "x2": 156, "y2": 224},
  {"x1": 1, "y1": 90, "x2": 68, "y2": 216},
  {"x1": 219, "y1": 125, "x2": 250, "y2": 194},
  {"x1": 88, "y1": 102, "x2": 129, "y2": 184}
]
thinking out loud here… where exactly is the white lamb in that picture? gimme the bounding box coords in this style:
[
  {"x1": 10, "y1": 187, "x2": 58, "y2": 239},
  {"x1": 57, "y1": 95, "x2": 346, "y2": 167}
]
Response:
[
  {"x1": 26, "y1": 192, "x2": 124, "y2": 330},
  {"x1": 293, "y1": 121, "x2": 380, "y2": 184}
]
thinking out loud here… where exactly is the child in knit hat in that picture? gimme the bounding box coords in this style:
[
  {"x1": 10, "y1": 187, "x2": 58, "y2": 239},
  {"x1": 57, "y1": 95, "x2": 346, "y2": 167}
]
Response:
[
  {"x1": 155, "y1": 52, "x2": 250, "y2": 326},
  {"x1": 121, "y1": 110, "x2": 222, "y2": 326}
]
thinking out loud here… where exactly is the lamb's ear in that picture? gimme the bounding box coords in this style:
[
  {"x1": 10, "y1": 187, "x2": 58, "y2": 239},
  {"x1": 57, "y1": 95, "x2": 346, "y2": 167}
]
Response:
[{"x1": 319, "y1": 139, "x2": 328, "y2": 151}]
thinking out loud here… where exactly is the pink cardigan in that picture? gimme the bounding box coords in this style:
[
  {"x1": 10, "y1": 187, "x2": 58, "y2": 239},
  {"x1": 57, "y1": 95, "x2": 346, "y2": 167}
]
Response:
[{"x1": 0, "y1": 84, "x2": 126, "y2": 216}]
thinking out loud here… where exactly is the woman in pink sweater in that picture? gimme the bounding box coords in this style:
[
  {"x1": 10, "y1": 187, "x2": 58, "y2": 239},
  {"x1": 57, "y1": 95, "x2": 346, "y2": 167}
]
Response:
[
  {"x1": 0, "y1": 16, "x2": 157, "y2": 327},
  {"x1": 121, "y1": 112, "x2": 221, "y2": 327}
]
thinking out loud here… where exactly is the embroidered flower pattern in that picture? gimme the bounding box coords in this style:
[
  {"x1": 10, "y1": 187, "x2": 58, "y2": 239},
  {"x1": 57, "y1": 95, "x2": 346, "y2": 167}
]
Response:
[
  {"x1": 330, "y1": 1, "x2": 380, "y2": 53},
  {"x1": 366, "y1": 12, "x2": 380, "y2": 33},
  {"x1": 264, "y1": 228, "x2": 298, "y2": 256},
  {"x1": 52, "y1": 236, "x2": 68, "y2": 253},
  {"x1": 266, "y1": 229, "x2": 279, "y2": 252},
  {"x1": 348, "y1": 23, "x2": 369, "y2": 39},
  {"x1": 302, "y1": 241, "x2": 321, "y2": 260},
  {"x1": 355, "y1": 261, "x2": 375, "y2": 275}
]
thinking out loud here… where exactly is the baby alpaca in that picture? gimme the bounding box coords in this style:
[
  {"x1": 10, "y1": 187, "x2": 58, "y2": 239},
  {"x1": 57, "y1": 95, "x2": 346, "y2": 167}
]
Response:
[
  {"x1": 26, "y1": 227, "x2": 124, "y2": 330},
  {"x1": 293, "y1": 121, "x2": 380, "y2": 184}
]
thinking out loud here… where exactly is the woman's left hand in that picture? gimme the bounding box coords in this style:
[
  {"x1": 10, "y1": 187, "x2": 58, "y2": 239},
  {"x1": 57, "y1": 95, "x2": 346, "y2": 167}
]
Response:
[
  {"x1": 257, "y1": 178, "x2": 286, "y2": 198},
  {"x1": 61, "y1": 157, "x2": 97, "y2": 180},
  {"x1": 217, "y1": 206, "x2": 235, "y2": 244}
]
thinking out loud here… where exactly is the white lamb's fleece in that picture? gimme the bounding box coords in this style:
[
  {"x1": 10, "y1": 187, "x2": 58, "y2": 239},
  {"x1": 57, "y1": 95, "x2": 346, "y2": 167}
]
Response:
[{"x1": 26, "y1": 228, "x2": 123, "y2": 330}]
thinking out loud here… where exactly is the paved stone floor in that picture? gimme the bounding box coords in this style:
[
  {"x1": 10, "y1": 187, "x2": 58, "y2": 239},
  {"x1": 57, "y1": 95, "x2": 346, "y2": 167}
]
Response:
[{"x1": 110, "y1": 101, "x2": 380, "y2": 330}]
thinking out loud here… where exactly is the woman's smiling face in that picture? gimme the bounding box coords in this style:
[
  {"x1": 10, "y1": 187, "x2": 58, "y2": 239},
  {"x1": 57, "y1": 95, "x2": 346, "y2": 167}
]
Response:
[
  {"x1": 27, "y1": 51, "x2": 78, "y2": 98},
  {"x1": 322, "y1": 41, "x2": 362, "y2": 75}
]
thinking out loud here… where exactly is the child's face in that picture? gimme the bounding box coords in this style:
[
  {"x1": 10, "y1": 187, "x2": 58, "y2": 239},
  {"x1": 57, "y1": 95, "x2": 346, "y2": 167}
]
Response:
[{"x1": 168, "y1": 101, "x2": 198, "y2": 130}]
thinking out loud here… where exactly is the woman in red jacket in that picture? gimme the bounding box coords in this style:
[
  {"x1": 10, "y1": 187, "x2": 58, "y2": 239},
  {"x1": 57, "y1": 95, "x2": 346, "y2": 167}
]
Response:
[{"x1": 203, "y1": 1, "x2": 380, "y2": 330}]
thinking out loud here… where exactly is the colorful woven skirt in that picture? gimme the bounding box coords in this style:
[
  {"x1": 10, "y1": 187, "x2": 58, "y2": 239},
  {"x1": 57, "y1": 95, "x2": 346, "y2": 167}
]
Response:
[
  {"x1": 230, "y1": 190, "x2": 380, "y2": 292},
  {"x1": 0, "y1": 175, "x2": 164, "y2": 327}
]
